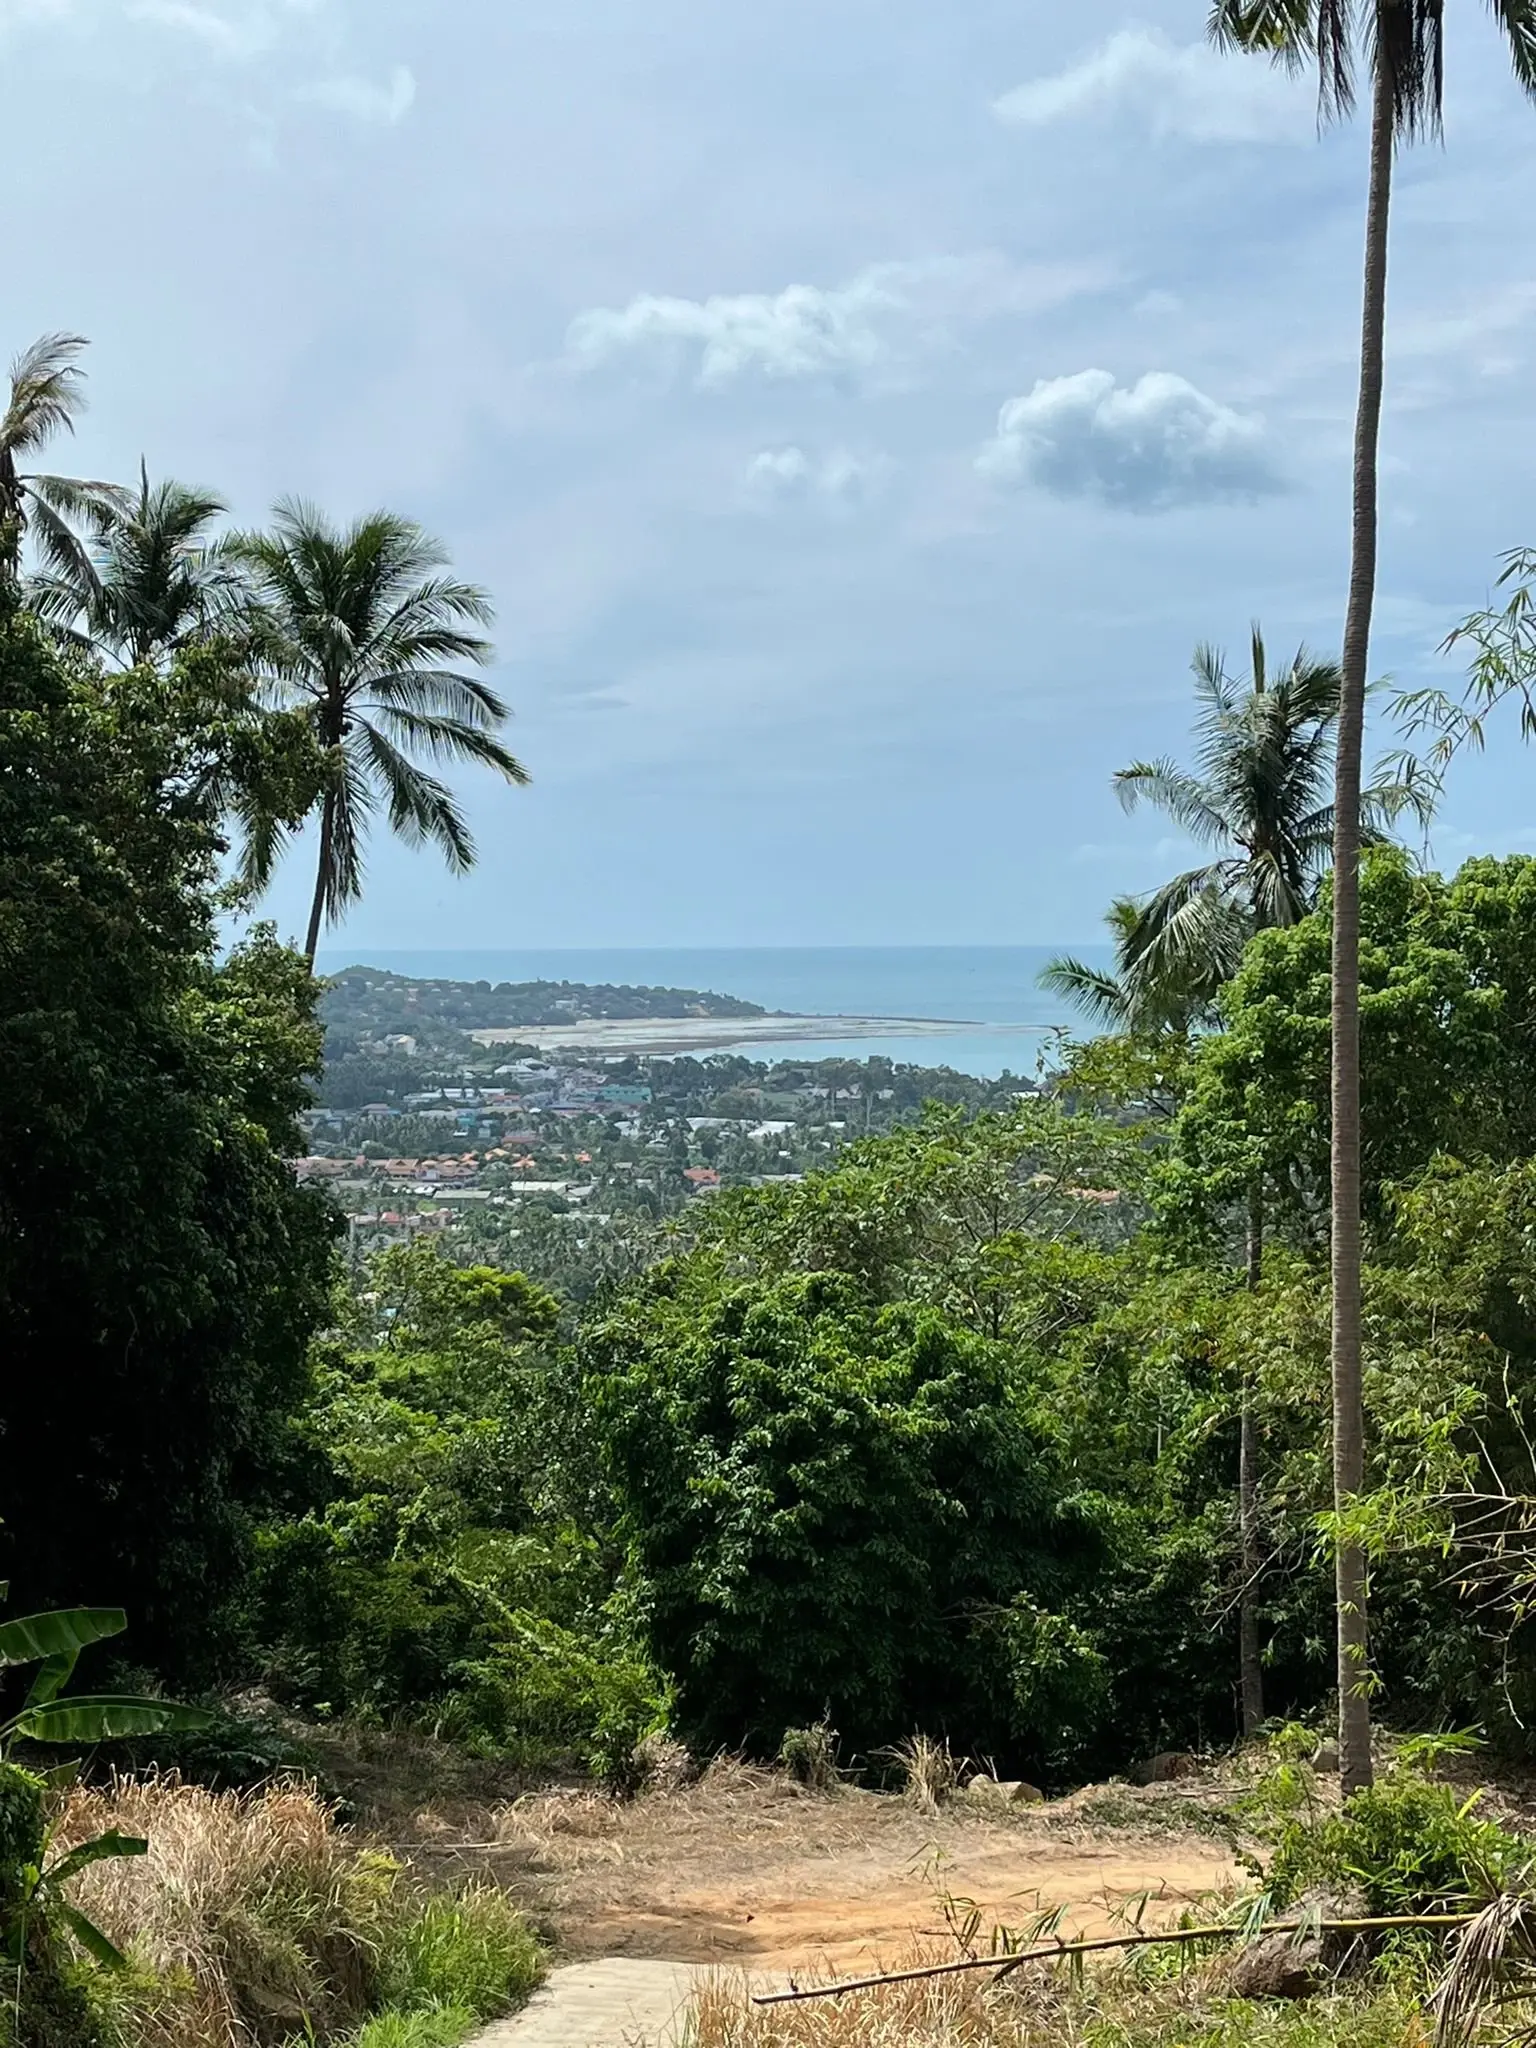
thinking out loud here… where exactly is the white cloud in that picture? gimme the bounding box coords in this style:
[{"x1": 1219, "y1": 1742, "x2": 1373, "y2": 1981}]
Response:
[
  {"x1": 567, "y1": 254, "x2": 1100, "y2": 387},
  {"x1": 744, "y1": 445, "x2": 885, "y2": 507},
  {"x1": 977, "y1": 368, "x2": 1281, "y2": 511},
  {"x1": 0, "y1": 0, "x2": 326, "y2": 55},
  {"x1": 302, "y1": 62, "x2": 415, "y2": 122},
  {"x1": 993, "y1": 27, "x2": 1311, "y2": 145}
]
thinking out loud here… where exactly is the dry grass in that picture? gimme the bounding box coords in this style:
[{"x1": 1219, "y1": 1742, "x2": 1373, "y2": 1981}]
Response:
[
  {"x1": 683, "y1": 1951, "x2": 1430, "y2": 2048},
  {"x1": 53, "y1": 1774, "x2": 396, "y2": 2047}
]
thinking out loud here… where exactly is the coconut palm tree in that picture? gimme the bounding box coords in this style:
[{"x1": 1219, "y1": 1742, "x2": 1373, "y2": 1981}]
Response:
[
  {"x1": 237, "y1": 499, "x2": 530, "y2": 963},
  {"x1": 1210, "y1": 0, "x2": 1536, "y2": 1795},
  {"x1": 1041, "y1": 894, "x2": 1238, "y2": 1035},
  {"x1": 1085, "y1": 629, "x2": 1427, "y2": 1735},
  {"x1": 0, "y1": 333, "x2": 126, "y2": 583},
  {"x1": 28, "y1": 462, "x2": 247, "y2": 666}
]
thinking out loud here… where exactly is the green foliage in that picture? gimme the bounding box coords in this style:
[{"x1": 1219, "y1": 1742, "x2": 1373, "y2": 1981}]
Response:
[
  {"x1": 341, "y1": 2006, "x2": 480, "y2": 2048},
  {"x1": 0, "y1": 605, "x2": 337, "y2": 1676},
  {"x1": 256, "y1": 1243, "x2": 666, "y2": 1777},
  {"x1": 777, "y1": 1720, "x2": 841, "y2": 1791},
  {"x1": 377, "y1": 1887, "x2": 542, "y2": 2021},
  {"x1": 1257, "y1": 1767, "x2": 1530, "y2": 1915},
  {"x1": 583, "y1": 1261, "x2": 1104, "y2": 1765}
]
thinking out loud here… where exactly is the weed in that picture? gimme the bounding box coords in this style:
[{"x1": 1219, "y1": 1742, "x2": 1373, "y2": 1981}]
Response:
[
  {"x1": 887, "y1": 1735, "x2": 958, "y2": 1816},
  {"x1": 777, "y1": 1719, "x2": 840, "y2": 1793},
  {"x1": 340, "y1": 2003, "x2": 479, "y2": 2048}
]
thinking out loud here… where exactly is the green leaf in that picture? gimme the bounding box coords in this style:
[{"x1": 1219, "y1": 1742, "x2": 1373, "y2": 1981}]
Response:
[
  {"x1": 0, "y1": 1608, "x2": 125, "y2": 1673},
  {"x1": 55, "y1": 1902, "x2": 129, "y2": 1970},
  {"x1": 6, "y1": 1695, "x2": 215, "y2": 1745},
  {"x1": 45, "y1": 1831, "x2": 148, "y2": 1888}
]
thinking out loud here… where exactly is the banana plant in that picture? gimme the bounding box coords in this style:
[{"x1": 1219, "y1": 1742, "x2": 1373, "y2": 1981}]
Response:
[{"x1": 0, "y1": 1587, "x2": 213, "y2": 1969}]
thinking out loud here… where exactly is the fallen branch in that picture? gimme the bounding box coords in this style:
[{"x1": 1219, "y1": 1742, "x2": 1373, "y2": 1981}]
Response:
[{"x1": 752, "y1": 1913, "x2": 1477, "y2": 2004}]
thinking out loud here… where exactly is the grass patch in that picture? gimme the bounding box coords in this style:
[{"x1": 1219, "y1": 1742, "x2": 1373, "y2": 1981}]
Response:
[
  {"x1": 343, "y1": 2004, "x2": 481, "y2": 2048},
  {"x1": 379, "y1": 1886, "x2": 543, "y2": 2019}
]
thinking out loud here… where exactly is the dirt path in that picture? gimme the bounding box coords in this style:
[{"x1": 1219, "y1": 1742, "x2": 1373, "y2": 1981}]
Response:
[{"x1": 402, "y1": 1765, "x2": 1242, "y2": 1979}]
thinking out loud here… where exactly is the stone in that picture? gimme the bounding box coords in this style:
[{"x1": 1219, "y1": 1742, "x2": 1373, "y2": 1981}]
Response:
[
  {"x1": 1313, "y1": 1741, "x2": 1340, "y2": 1775},
  {"x1": 1228, "y1": 1930, "x2": 1324, "y2": 2001},
  {"x1": 963, "y1": 1774, "x2": 1044, "y2": 1805},
  {"x1": 1133, "y1": 1751, "x2": 1197, "y2": 1785}
]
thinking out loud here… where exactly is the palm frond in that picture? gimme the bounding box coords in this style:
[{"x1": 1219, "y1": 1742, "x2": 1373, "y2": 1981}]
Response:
[
  {"x1": 1039, "y1": 956, "x2": 1132, "y2": 1030},
  {"x1": 3, "y1": 333, "x2": 90, "y2": 458},
  {"x1": 1114, "y1": 758, "x2": 1229, "y2": 843},
  {"x1": 1491, "y1": 0, "x2": 1536, "y2": 98},
  {"x1": 370, "y1": 706, "x2": 530, "y2": 783},
  {"x1": 354, "y1": 719, "x2": 475, "y2": 871}
]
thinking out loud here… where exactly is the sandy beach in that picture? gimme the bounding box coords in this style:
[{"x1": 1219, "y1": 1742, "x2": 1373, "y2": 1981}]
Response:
[{"x1": 469, "y1": 1013, "x2": 980, "y2": 1057}]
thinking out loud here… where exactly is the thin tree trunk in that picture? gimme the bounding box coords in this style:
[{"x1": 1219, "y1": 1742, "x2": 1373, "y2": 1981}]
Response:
[
  {"x1": 304, "y1": 789, "x2": 335, "y2": 967},
  {"x1": 1331, "y1": 58, "x2": 1393, "y2": 1801},
  {"x1": 1239, "y1": 1176, "x2": 1265, "y2": 1738}
]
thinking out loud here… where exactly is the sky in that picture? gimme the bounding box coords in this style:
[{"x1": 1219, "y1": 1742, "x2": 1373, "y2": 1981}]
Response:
[{"x1": 9, "y1": 0, "x2": 1536, "y2": 950}]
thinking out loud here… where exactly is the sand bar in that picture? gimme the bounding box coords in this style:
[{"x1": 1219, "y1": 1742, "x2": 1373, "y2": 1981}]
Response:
[{"x1": 469, "y1": 1014, "x2": 983, "y2": 1057}]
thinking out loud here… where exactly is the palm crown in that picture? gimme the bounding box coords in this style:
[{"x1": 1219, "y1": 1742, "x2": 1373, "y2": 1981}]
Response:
[
  {"x1": 28, "y1": 462, "x2": 244, "y2": 666},
  {"x1": 237, "y1": 499, "x2": 530, "y2": 961},
  {"x1": 0, "y1": 333, "x2": 127, "y2": 582},
  {"x1": 1047, "y1": 629, "x2": 1426, "y2": 1032}
]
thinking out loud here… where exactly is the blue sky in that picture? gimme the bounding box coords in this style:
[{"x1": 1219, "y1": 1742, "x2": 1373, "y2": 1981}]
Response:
[{"x1": 10, "y1": 0, "x2": 1536, "y2": 948}]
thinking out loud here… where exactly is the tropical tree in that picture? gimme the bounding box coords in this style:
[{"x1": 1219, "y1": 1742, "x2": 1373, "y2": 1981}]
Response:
[
  {"x1": 236, "y1": 499, "x2": 530, "y2": 962},
  {"x1": 1042, "y1": 893, "x2": 1239, "y2": 1036},
  {"x1": 0, "y1": 333, "x2": 125, "y2": 583},
  {"x1": 1210, "y1": 0, "x2": 1536, "y2": 1797},
  {"x1": 28, "y1": 461, "x2": 247, "y2": 666},
  {"x1": 1103, "y1": 628, "x2": 1426, "y2": 1732}
]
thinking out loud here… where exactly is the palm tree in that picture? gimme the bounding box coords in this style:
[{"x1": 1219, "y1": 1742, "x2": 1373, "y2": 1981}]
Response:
[
  {"x1": 1082, "y1": 629, "x2": 1424, "y2": 1735},
  {"x1": 1042, "y1": 894, "x2": 1238, "y2": 1035},
  {"x1": 0, "y1": 333, "x2": 126, "y2": 583},
  {"x1": 28, "y1": 461, "x2": 247, "y2": 666},
  {"x1": 237, "y1": 499, "x2": 531, "y2": 963},
  {"x1": 1210, "y1": 0, "x2": 1536, "y2": 1796}
]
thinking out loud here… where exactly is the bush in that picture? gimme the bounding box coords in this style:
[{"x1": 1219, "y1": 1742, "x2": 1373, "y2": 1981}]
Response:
[
  {"x1": 44, "y1": 1776, "x2": 542, "y2": 2048},
  {"x1": 1258, "y1": 1766, "x2": 1531, "y2": 1914},
  {"x1": 583, "y1": 1269, "x2": 1104, "y2": 1763},
  {"x1": 377, "y1": 1888, "x2": 542, "y2": 2020}
]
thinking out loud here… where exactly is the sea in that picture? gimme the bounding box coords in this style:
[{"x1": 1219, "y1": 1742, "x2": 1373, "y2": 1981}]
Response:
[{"x1": 314, "y1": 944, "x2": 1113, "y2": 1081}]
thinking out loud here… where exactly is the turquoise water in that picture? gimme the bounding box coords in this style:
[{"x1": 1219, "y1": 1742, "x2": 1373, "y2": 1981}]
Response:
[{"x1": 315, "y1": 945, "x2": 1111, "y2": 1079}]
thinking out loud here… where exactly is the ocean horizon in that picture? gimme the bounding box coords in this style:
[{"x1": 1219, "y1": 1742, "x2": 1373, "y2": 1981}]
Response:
[{"x1": 314, "y1": 944, "x2": 1114, "y2": 1079}]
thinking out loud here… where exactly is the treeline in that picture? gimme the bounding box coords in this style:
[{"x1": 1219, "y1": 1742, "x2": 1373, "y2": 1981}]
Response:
[{"x1": 321, "y1": 967, "x2": 765, "y2": 1051}]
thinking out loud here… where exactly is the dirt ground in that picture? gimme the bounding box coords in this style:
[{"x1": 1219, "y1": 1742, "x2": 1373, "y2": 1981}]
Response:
[{"x1": 364, "y1": 1757, "x2": 1245, "y2": 1978}]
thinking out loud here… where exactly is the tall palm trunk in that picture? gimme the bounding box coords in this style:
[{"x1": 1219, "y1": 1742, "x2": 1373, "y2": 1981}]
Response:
[
  {"x1": 304, "y1": 786, "x2": 336, "y2": 967},
  {"x1": 1239, "y1": 1177, "x2": 1265, "y2": 1738},
  {"x1": 1330, "y1": 56, "x2": 1393, "y2": 1800}
]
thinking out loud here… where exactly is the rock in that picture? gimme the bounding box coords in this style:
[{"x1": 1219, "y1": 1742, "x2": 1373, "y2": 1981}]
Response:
[
  {"x1": 1133, "y1": 1751, "x2": 1197, "y2": 1785},
  {"x1": 963, "y1": 1774, "x2": 1044, "y2": 1805},
  {"x1": 1229, "y1": 1930, "x2": 1324, "y2": 2001},
  {"x1": 1313, "y1": 1740, "x2": 1340, "y2": 1775},
  {"x1": 1228, "y1": 1887, "x2": 1370, "y2": 2001}
]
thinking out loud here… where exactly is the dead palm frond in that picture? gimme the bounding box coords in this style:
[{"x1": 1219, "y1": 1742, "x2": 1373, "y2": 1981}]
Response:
[{"x1": 1435, "y1": 1892, "x2": 1536, "y2": 2048}]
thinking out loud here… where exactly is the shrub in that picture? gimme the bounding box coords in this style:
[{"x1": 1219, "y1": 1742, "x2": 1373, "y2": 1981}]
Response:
[
  {"x1": 377, "y1": 1888, "x2": 541, "y2": 2020},
  {"x1": 1258, "y1": 1767, "x2": 1531, "y2": 1915},
  {"x1": 778, "y1": 1722, "x2": 840, "y2": 1793}
]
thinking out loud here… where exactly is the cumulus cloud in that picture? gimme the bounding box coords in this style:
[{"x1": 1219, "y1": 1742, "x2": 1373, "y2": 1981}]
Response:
[
  {"x1": 993, "y1": 27, "x2": 1310, "y2": 145},
  {"x1": 567, "y1": 253, "x2": 1098, "y2": 388},
  {"x1": 744, "y1": 445, "x2": 885, "y2": 507},
  {"x1": 302, "y1": 62, "x2": 415, "y2": 121},
  {"x1": 977, "y1": 369, "x2": 1281, "y2": 511}
]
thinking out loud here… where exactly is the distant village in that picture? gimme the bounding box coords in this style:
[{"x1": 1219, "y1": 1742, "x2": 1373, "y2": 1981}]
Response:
[{"x1": 301, "y1": 981, "x2": 1039, "y2": 1295}]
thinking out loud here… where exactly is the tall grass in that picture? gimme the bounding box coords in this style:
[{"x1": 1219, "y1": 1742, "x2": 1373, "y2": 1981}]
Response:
[{"x1": 47, "y1": 1774, "x2": 540, "y2": 2048}]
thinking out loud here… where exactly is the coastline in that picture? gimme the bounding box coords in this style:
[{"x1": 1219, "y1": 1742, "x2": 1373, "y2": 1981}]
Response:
[{"x1": 469, "y1": 1013, "x2": 985, "y2": 1058}]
